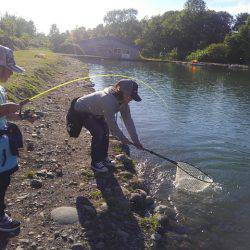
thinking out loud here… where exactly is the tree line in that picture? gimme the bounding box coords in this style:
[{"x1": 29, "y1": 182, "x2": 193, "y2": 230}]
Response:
[
  {"x1": 0, "y1": 13, "x2": 49, "y2": 49},
  {"x1": 0, "y1": 0, "x2": 249, "y2": 64}
]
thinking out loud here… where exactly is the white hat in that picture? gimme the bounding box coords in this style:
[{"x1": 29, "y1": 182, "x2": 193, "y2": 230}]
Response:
[{"x1": 0, "y1": 45, "x2": 25, "y2": 73}]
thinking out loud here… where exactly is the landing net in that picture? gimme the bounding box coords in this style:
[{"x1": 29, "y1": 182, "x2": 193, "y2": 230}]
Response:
[{"x1": 174, "y1": 162, "x2": 213, "y2": 192}]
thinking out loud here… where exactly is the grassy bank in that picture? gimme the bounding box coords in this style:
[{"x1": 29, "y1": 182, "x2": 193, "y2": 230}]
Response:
[{"x1": 4, "y1": 49, "x2": 67, "y2": 101}]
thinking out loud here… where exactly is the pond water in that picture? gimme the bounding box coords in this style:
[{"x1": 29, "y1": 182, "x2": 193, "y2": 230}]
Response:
[{"x1": 83, "y1": 59, "x2": 250, "y2": 249}]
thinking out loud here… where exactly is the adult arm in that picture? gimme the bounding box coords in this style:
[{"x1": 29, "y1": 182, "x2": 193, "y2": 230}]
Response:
[
  {"x1": 120, "y1": 104, "x2": 143, "y2": 149},
  {"x1": 1, "y1": 99, "x2": 36, "y2": 122},
  {"x1": 104, "y1": 110, "x2": 130, "y2": 144},
  {"x1": 0, "y1": 99, "x2": 29, "y2": 117},
  {"x1": 0, "y1": 103, "x2": 20, "y2": 117}
]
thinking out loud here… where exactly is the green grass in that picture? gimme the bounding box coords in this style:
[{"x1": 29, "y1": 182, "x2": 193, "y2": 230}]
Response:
[
  {"x1": 140, "y1": 215, "x2": 159, "y2": 231},
  {"x1": 25, "y1": 169, "x2": 35, "y2": 179},
  {"x1": 81, "y1": 170, "x2": 94, "y2": 181},
  {"x1": 113, "y1": 146, "x2": 123, "y2": 154},
  {"x1": 131, "y1": 159, "x2": 136, "y2": 168},
  {"x1": 4, "y1": 49, "x2": 64, "y2": 101},
  {"x1": 120, "y1": 171, "x2": 134, "y2": 180},
  {"x1": 90, "y1": 190, "x2": 102, "y2": 199}
]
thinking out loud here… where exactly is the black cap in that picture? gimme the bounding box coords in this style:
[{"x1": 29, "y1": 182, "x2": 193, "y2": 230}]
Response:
[
  {"x1": 131, "y1": 81, "x2": 142, "y2": 102},
  {"x1": 118, "y1": 79, "x2": 142, "y2": 102}
]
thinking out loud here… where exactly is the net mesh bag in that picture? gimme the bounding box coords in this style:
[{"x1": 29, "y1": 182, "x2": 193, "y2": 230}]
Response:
[{"x1": 174, "y1": 162, "x2": 213, "y2": 192}]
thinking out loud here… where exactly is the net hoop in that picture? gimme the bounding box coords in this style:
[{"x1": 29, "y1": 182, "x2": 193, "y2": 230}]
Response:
[{"x1": 177, "y1": 161, "x2": 213, "y2": 184}]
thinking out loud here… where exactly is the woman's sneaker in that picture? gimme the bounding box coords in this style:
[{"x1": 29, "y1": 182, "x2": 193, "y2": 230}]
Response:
[
  {"x1": 0, "y1": 214, "x2": 20, "y2": 232},
  {"x1": 104, "y1": 157, "x2": 116, "y2": 167},
  {"x1": 91, "y1": 162, "x2": 108, "y2": 173}
]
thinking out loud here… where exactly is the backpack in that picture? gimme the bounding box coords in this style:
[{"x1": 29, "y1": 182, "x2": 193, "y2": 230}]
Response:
[
  {"x1": 66, "y1": 98, "x2": 83, "y2": 138},
  {"x1": 0, "y1": 122, "x2": 23, "y2": 156}
]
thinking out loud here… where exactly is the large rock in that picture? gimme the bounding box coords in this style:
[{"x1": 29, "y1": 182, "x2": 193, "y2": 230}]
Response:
[
  {"x1": 129, "y1": 177, "x2": 149, "y2": 193},
  {"x1": 116, "y1": 229, "x2": 129, "y2": 242},
  {"x1": 71, "y1": 243, "x2": 85, "y2": 250},
  {"x1": 36, "y1": 170, "x2": 47, "y2": 178},
  {"x1": 51, "y1": 207, "x2": 79, "y2": 225},
  {"x1": 154, "y1": 204, "x2": 177, "y2": 220},
  {"x1": 155, "y1": 205, "x2": 167, "y2": 214},
  {"x1": 129, "y1": 189, "x2": 147, "y2": 210},
  {"x1": 46, "y1": 172, "x2": 55, "y2": 179},
  {"x1": 26, "y1": 140, "x2": 35, "y2": 151},
  {"x1": 156, "y1": 214, "x2": 169, "y2": 234},
  {"x1": 145, "y1": 196, "x2": 154, "y2": 206},
  {"x1": 151, "y1": 233, "x2": 162, "y2": 241},
  {"x1": 115, "y1": 154, "x2": 128, "y2": 162},
  {"x1": 30, "y1": 179, "x2": 43, "y2": 189}
]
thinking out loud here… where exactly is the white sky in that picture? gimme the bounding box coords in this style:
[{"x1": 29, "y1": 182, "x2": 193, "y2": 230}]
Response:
[{"x1": 0, "y1": 0, "x2": 249, "y2": 34}]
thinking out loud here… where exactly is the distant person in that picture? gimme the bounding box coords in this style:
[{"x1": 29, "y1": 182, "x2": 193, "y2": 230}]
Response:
[
  {"x1": 67, "y1": 79, "x2": 143, "y2": 173},
  {"x1": 0, "y1": 45, "x2": 35, "y2": 232}
]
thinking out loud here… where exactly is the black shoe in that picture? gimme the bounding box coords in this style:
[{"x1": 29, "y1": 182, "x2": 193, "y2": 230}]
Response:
[
  {"x1": 103, "y1": 157, "x2": 116, "y2": 167},
  {"x1": 91, "y1": 162, "x2": 109, "y2": 173},
  {"x1": 0, "y1": 214, "x2": 20, "y2": 232}
]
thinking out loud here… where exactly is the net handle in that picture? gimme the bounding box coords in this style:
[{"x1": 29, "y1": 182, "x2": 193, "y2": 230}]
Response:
[
  {"x1": 129, "y1": 142, "x2": 213, "y2": 183},
  {"x1": 129, "y1": 142, "x2": 178, "y2": 165}
]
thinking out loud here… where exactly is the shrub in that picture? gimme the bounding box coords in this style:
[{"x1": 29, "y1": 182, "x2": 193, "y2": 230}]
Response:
[
  {"x1": 12, "y1": 36, "x2": 28, "y2": 49},
  {"x1": 56, "y1": 42, "x2": 84, "y2": 55},
  {"x1": 29, "y1": 34, "x2": 50, "y2": 48},
  {"x1": 166, "y1": 48, "x2": 178, "y2": 60},
  {"x1": 140, "y1": 46, "x2": 160, "y2": 58},
  {"x1": 0, "y1": 35, "x2": 14, "y2": 49},
  {"x1": 187, "y1": 43, "x2": 229, "y2": 63}
]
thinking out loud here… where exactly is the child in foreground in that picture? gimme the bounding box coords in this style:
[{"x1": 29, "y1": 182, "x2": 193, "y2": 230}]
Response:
[{"x1": 0, "y1": 45, "x2": 35, "y2": 232}]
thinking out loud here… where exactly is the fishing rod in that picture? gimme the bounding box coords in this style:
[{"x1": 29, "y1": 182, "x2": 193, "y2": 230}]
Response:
[{"x1": 29, "y1": 74, "x2": 167, "y2": 108}]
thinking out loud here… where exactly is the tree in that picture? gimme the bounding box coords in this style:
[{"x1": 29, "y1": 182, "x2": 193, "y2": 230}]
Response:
[
  {"x1": 87, "y1": 24, "x2": 106, "y2": 39},
  {"x1": 15, "y1": 18, "x2": 36, "y2": 37},
  {"x1": 0, "y1": 14, "x2": 16, "y2": 36},
  {"x1": 104, "y1": 9, "x2": 138, "y2": 25},
  {"x1": 70, "y1": 26, "x2": 89, "y2": 43},
  {"x1": 0, "y1": 14, "x2": 36, "y2": 37},
  {"x1": 29, "y1": 33, "x2": 50, "y2": 48},
  {"x1": 103, "y1": 9, "x2": 141, "y2": 43},
  {"x1": 233, "y1": 13, "x2": 250, "y2": 31},
  {"x1": 187, "y1": 16, "x2": 250, "y2": 64},
  {"x1": 49, "y1": 24, "x2": 67, "y2": 51},
  {"x1": 184, "y1": 0, "x2": 207, "y2": 14},
  {"x1": 49, "y1": 24, "x2": 60, "y2": 37},
  {"x1": 199, "y1": 11, "x2": 233, "y2": 47},
  {"x1": 226, "y1": 16, "x2": 250, "y2": 64}
]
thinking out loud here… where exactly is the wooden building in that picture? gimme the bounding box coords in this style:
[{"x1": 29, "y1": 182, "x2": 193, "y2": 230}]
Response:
[{"x1": 80, "y1": 37, "x2": 140, "y2": 60}]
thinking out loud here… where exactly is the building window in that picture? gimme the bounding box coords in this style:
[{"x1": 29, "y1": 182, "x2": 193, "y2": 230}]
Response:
[
  {"x1": 114, "y1": 48, "x2": 122, "y2": 54},
  {"x1": 123, "y1": 49, "x2": 130, "y2": 55}
]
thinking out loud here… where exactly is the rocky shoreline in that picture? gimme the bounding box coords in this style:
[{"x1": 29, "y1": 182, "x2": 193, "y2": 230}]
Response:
[{"x1": 0, "y1": 53, "x2": 192, "y2": 249}]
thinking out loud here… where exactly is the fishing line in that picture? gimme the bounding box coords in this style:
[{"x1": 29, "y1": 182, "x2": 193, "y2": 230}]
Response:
[{"x1": 30, "y1": 74, "x2": 168, "y2": 108}]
